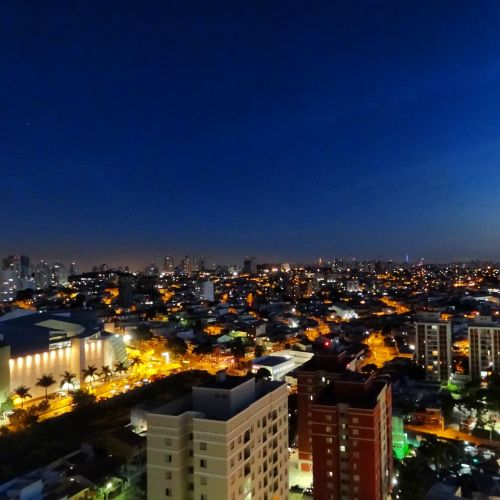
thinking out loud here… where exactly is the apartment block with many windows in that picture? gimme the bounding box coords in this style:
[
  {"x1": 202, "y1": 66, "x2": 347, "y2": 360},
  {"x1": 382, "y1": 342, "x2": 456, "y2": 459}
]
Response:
[
  {"x1": 415, "y1": 311, "x2": 452, "y2": 382},
  {"x1": 296, "y1": 353, "x2": 357, "y2": 472},
  {"x1": 147, "y1": 372, "x2": 289, "y2": 500},
  {"x1": 309, "y1": 372, "x2": 392, "y2": 500},
  {"x1": 469, "y1": 315, "x2": 500, "y2": 380}
]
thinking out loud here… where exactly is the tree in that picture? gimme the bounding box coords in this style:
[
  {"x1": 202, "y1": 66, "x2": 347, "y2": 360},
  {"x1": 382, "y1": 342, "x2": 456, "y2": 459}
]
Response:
[
  {"x1": 193, "y1": 342, "x2": 213, "y2": 357},
  {"x1": 255, "y1": 367, "x2": 272, "y2": 380},
  {"x1": 13, "y1": 386, "x2": 32, "y2": 409},
  {"x1": 60, "y1": 371, "x2": 77, "y2": 390},
  {"x1": 9, "y1": 407, "x2": 39, "y2": 431},
  {"x1": 254, "y1": 344, "x2": 265, "y2": 358},
  {"x1": 136, "y1": 324, "x2": 153, "y2": 341},
  {"x1": 70, "y1": 389, "x2": 97, "y2": 408},
  {"x1": 230, "y1": 338, "x2": 246, "y2": 368},
  {"x1": 82, "y1": 365, "x2": 99, "y2": 389},
  {"x1": 165, "y1": 337, "x2": 188, "y2": 357},
  {"x1": 129, "y1": 356, "x2": 143, "y2": 373},
  {"x1": 114, "y1": 360, "x2": 128, "y2": 379},
  {"x1": 36, "y1": 374, "x2": 56, "y2": 401},
  {"x1": 100, "y1": 365, "x2": 113, "y2": 382}
]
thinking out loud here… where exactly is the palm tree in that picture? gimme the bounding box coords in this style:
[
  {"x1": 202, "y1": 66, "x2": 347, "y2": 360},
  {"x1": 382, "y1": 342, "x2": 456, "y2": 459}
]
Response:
[
  {"x1": 36, "y1": 374, "x2": 56, "y2": 401},
  {"x1": 14, "y1": 386, "x2": 32, "y2": 409},
  {"x1": 129, "y1": 356, "x2": 143, "y2": 373},
  {"x1": 82, "y1": 365, "x2": 98, "y2": 389},
  {"x1": 100, "y1": 365, "x2": 113, "y2": 382},
  {"x1": 60, "y1": 371, "x2": 77, "y2": 391},
  {"x1": 114, "y1": 360, "x2": 128, "y2": 379}
]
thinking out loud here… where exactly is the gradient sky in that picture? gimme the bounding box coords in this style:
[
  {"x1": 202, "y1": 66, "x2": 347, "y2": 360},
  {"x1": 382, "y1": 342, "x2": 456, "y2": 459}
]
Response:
[{"x1": 2, "y1": 1, "x2": 500, "y2": 269}]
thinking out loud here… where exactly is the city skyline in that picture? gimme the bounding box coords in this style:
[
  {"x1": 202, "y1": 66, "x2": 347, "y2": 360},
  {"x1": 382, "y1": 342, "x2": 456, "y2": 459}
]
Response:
[
  {"x1": 2, "y1": 2, "x2": 500, "y2": 264},
  {"x1": 1, "y1": 250, "x2": 500, "y2": 274}
]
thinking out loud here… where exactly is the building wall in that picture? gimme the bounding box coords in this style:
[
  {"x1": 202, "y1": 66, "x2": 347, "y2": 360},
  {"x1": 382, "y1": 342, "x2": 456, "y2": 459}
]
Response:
[
  {"x1": 415, "y1": 322, "x2": 451, "y2": 382},
  {"x1": 0, "y1": 345, "x2": 11, "y2": 404},
  {"x1": 469, "y1": 326, "x2": 500, "y2": 379},
  {"x1": 8, "y1": 337, "x2": 115, "y2": 399},
  {"x1": 252, "y1": 359, "x2": 295, "y2": 381},
  {"x1": 147, "y1": 384, "x2": 289, "y2": 500},
  {"x1": 297, "y1": 369, "x2": 342, "y2": 469},
  {"x1": 310, "y1": 385, "x2": 392, "y2": 500}
]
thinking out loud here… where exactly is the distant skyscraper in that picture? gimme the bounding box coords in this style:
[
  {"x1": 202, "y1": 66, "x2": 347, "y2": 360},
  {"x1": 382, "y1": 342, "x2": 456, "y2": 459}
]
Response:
[
  {"x1": 198, "y1": 255, "x2": 206, "y2": 272},
  {"x1": 181, "y1": 255, "x2": 192, "y2": 276},
  {"x1": 2, "y1": 255, "x2": 30, "y2": 280},
  {"x1": 51, "y1": 261, "x2": 69, "y2": 286},
  {"x1": 69, "y1": 262, "x2": 79, "y2": 276},
  {"x1": 163, "y1": 256, "x2": 175, "y2": 275},
  {"x1": 243, "y1": 257, "x2": 257, "y2": 274},
  {"x1": 34, "y1": 261, "x2": 51, "y2": 290},
  {"x1": 0, "y1": 269, "x2": 19, "y2": 301},
  {"x1": 145, "y1": 262, "x2": 159, "y2": 276},
  {"x1": 415, "y1": 311, "x2": 452, "y2": 382},
  {"x1": 194, "y1": 280, "x2": 215, "y2": 301}
]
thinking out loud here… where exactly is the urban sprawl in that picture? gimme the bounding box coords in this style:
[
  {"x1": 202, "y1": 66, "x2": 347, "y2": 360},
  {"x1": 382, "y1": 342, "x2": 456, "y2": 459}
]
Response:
[{"x1": 0, "y1": 255, "x2": 499, "y2": 499}]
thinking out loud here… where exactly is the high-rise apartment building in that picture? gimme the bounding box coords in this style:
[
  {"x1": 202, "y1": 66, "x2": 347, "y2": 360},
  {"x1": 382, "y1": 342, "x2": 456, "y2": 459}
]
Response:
[
  {"x1": 181, "y1": 255, "x2": 193, "y2": 276},
  {"x1": 34, "y1": 261, "x2": 52, "y2": 290},
  {"x1": 296, "y1": 353, "x2": 357, "y2": 472},
  {"x1": 147, "y1": 372, "x2": 289, "y2": 500},
  {"x1": 163, "y1": 256, "x2": 175, "y2": 275},
  {"x1": 194, "y1": 280, "x2": 215, "y2": 302},
  {"x1": 310, "y1": 372, "x2": 392, "y2": 500},
  {"x1": 0, "y1": 269, "x2": 19, "y2": 302},
  {"x1": 51, "y1": 261, "x2": 69, "y2": 286},
  {"x1": 243, "y1": 257, "x2": 257, "y2": 274},
  {"x1": 145, "y1": 262, "x2": 159, "y2": 276},
  {"x1": 469, "y1": 315, "x2": 500, "y2": 379},
  {"x1": 0, "y1": 255, "x2": 32, "y2": 301},
  {"x1": 415, "y1": 311, "x2": 452, "y2": 382},
  {"x1": 69, "y1": 262, "x2": 79, "y2": 277}
]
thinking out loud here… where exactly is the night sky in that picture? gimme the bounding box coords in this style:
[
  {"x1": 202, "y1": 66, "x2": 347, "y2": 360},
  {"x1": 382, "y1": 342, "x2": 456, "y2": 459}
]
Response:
[{"x1": 2, "y1": 1, "x2": 500, "y2": 269}]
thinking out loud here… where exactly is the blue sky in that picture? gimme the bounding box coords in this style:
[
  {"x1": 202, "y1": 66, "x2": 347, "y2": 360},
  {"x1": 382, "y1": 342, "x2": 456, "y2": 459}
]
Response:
[{"x1": 1, "y1": 1, "x2": 500, "y2": 268}]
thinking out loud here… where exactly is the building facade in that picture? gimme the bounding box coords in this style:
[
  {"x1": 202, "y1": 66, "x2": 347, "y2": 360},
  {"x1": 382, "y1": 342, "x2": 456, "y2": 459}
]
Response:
[
  {"x1": 147, "y1": 373, "x2": 289, "y2": 500},
  {"x1": 0, "y1": 310, "x2": 127, "y2": 403},
  {"x1": 296, "y1": 353, "x2": 356, "y2": 472},
  {"x1": 309, "y1": 373, "x2": 392, "y2": 500},
  {"x1": 415, "y1": 312, "x2": 452, "y2": 382},
  {"x1": 469, "y1": 316, "x2": 500, "y2": 379}
]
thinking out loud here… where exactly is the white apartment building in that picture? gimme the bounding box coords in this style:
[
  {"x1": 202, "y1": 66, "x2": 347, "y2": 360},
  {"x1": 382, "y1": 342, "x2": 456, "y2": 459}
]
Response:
[
  {"x1": 469, "y1": 316, "x2": 500, "y2": 379},
  {"x1": 147, "y1": 373, "x2": 289, "y2": 500},
  {"x1": 415, "y1": 312, "x2": 452, "y2": 382},
  {"x1": 195, "y1": 280, "x2": 215, "y2": 302}
]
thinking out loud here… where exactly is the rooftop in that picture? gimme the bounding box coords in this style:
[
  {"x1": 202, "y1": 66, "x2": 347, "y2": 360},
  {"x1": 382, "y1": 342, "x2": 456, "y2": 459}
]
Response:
[
  {"x1": 315, "y1": 373, "x2": 389, "y2": 410},
  {"x1": 150, "y1": 375, "x2": 285, "y2": 421},
  {"x1": 197, "y1": 373, "x2": 254, "y2": 390},
  {"x1": 0, "y1": 310, "x2": 101, "y2": 357},
  {"x1": 297, "y1": 352, "x2": 353, "y2": 374},
  {"x1": 252, "y1": 355, "x2": 291, "y2": 367}
]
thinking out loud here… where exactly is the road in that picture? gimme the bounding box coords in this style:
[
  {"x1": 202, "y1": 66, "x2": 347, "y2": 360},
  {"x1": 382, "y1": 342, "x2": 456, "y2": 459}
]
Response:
[
  {"x1": 405, "y1": 424, "x2": 499, "y2": 447},
  {"x1": 8, "y1": 349, "x2": 233, "y2": 427},
  {"x1": 359, "y1": 332, "x2": 399, "y2": 368}
]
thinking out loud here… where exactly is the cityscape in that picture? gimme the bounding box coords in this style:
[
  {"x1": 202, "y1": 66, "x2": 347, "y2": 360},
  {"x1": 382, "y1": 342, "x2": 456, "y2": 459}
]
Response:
[
  {"x1": 2, "y1": 1, "x2": 500, "y2": 499},
  {"x1": 0, "y1": 255, "x2": 499, "y2": 499}
]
